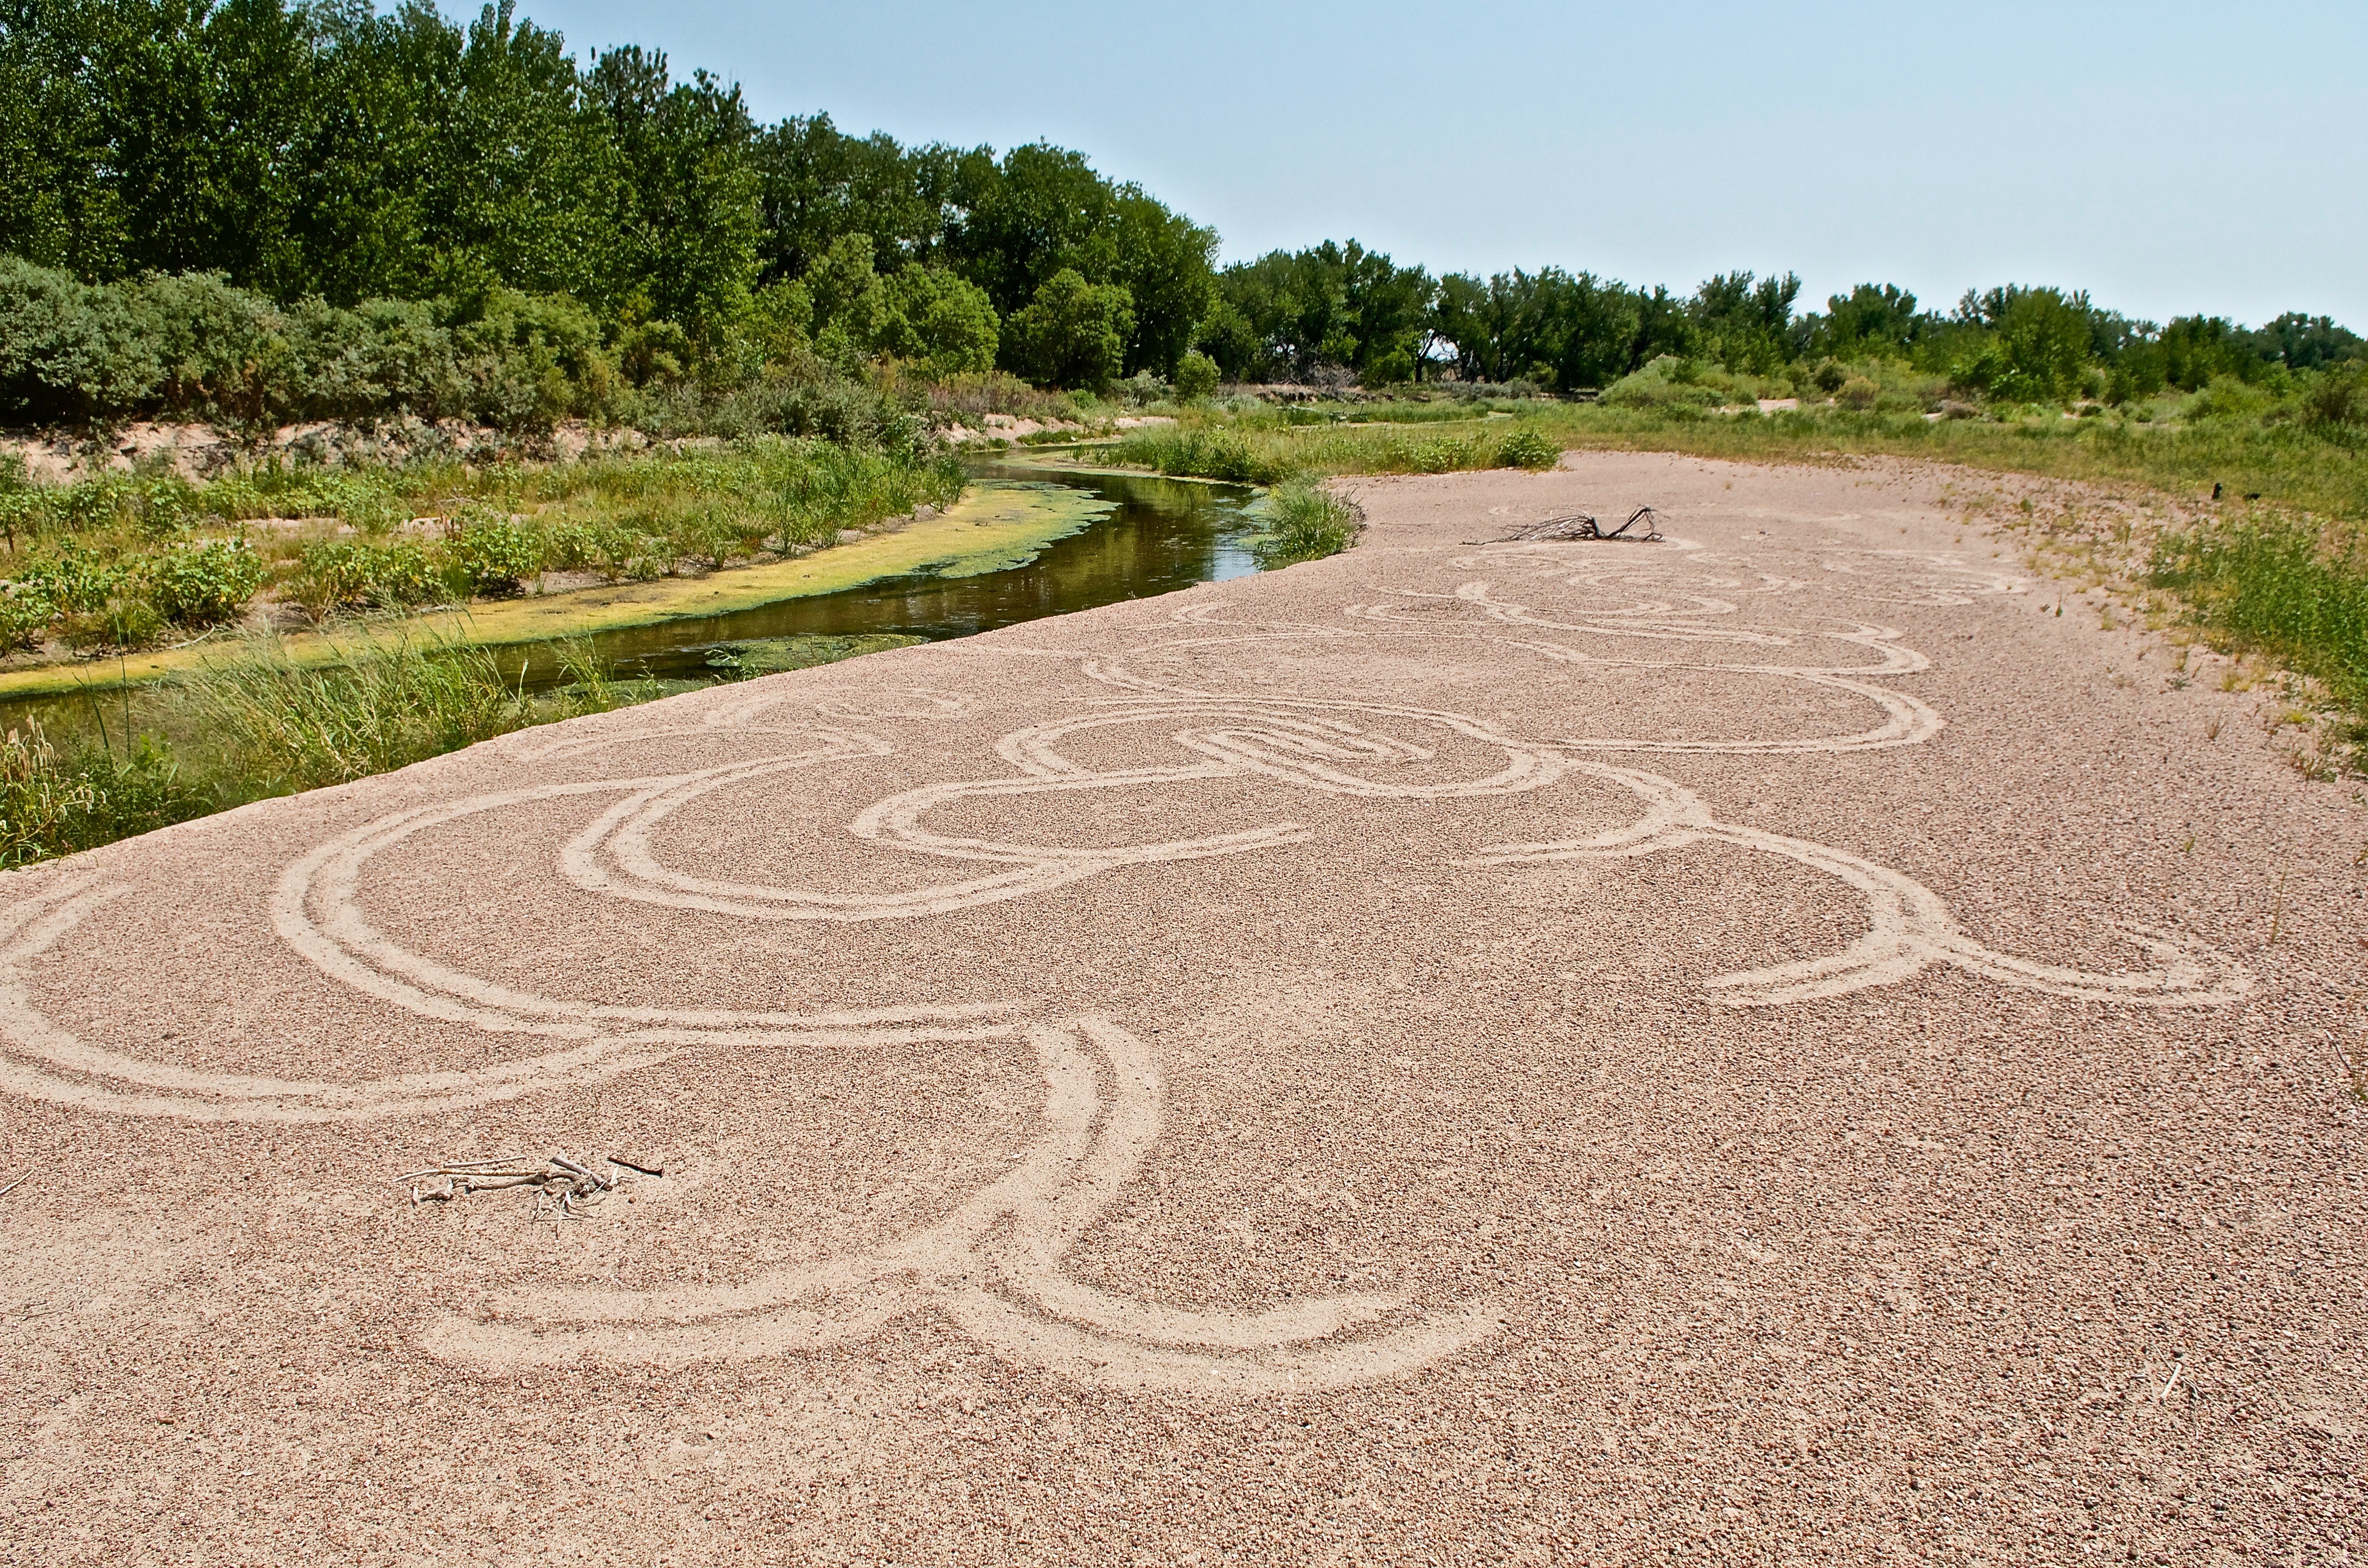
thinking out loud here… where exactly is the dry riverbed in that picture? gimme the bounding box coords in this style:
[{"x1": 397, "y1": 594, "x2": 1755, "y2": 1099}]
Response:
[{"x1": 0, "y1": 453, "x2": 2360, "y2": 1563}]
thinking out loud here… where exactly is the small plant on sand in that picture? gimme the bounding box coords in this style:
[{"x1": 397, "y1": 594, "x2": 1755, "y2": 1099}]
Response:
[{"x1": 1251, "y1": 479, "x2": 1365, "y2": 566}]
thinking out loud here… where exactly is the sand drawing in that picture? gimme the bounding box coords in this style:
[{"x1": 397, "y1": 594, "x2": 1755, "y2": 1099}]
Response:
[
  {"x1": 427, "y1": 1016, "x2": 1502, "y2": 1393},
  {"x1": 0, "y1": 536, "x2": 2251, "y2": 1393}
]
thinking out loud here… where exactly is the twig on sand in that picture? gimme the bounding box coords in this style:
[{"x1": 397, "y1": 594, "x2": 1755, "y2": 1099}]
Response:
[
  {"x1": 0, "y1": 1171, "x2": 28, "y2": 1202},
  {"x1": 402, "y1": 1151, "x2": 662, "y2": 1219},
  {"x1": 1493, "y1": 505, "x2": 1663, "y2": 543}
]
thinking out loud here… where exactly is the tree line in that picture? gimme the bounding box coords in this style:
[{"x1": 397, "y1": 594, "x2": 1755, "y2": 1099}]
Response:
[{"x1": 1, "y1": 0, "x2": 2358, "y2": 428}]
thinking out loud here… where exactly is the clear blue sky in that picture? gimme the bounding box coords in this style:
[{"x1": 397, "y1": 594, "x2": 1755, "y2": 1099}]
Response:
[{"x1": 476, "y1": 0, "x2": 2367, "y2": 329}]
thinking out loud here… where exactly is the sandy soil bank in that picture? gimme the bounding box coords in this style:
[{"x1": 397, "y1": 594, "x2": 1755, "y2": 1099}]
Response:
[{"x1": 0, "y1": 453, "x2": 2359, "y2": 1563}]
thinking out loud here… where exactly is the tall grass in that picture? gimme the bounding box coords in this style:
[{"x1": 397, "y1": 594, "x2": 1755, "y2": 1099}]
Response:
[
  {"x1": 180, "y1": 635, "x2": 629, "y2": 793},
  {"x1": 0, "y1": 723, "x2": 201, "y2": 867},
  {"x1": 1251, "y1": 480, "x2": 1366, "y2": 566},
  {"x1": 2149, "y1": 520, "x2": 2368, "y2": 751}
]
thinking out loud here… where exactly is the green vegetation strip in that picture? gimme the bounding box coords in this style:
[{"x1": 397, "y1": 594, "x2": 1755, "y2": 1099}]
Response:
[{"x1": 0, "y1": 481, "x2": 1106, "y2": 700}]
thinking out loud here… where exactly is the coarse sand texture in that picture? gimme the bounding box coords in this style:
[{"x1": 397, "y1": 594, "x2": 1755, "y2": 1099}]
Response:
[{"x1": 1, "y1": 453, "x2": 2361, "y2": 1563}]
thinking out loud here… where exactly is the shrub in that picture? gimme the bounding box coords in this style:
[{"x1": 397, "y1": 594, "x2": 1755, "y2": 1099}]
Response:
[
  {"x1": 1496, "y1": 428, "x2": 1562, "y2": 470},
  {"x1": 1601, "y1": 357, "x2": 1723, "y2": 410},
  {"x1": 1838, "y1": 376, "x2": 1880, "y2": 410},
  {"x1": 1003, "y1": 270, "x2": 1135, "y2": 392},
  {"x1": 1253, "y1": 478, "x2": 1364, "y2": 565},
  {"x1": 876, "y1": 266, "x2": 1000, "y2": 378},
  {"x1": 1172, "y1": 351, "x2": 1220, "y2": 403},
  {"x1": 0, "y1": 580, "x2": 54, "y2": 649},
  {"x1": 444, "y1": 514, "x2": 547, "y2": 595},
  {"x1": 292, "y1": 539, "x2": 446, "y2": 619},
  {"x1": 2302, "y1": 364, "x2": 2366, "y2": 429},
  {"x1": 149, "y1": 537, "x2": 265, "y2": 626}
]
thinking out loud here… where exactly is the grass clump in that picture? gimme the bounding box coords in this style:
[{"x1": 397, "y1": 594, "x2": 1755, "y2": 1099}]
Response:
[
  {"x1": 0, "y1": 722, "x2": 204, "y2": 868},
  {"x1": 179, "y1": 635, "x2": 628, "y2": 794},
  {"x1": 2148, "y1": 519, "x2": 2368, "y2": 756},
  {"x1": 1250, "y1": 479, "x2": 1365, "y2": 566}
]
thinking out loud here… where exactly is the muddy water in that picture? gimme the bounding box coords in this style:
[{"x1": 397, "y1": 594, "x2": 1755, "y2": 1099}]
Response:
[{"x1": 544, "y1": 463, "x2": 1260, "y2": 685}]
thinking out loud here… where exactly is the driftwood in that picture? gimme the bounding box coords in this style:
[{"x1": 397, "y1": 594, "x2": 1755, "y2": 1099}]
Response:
[
  {"x1": 402, "y1": 1151, "x2": 663, "y2": 1219},
  {"x1": 1498, "y1": 505, "x2": 1662, "y2": 542}
]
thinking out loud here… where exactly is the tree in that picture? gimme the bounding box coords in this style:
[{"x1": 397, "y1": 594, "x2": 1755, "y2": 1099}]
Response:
[
  {"x1": 1811, "y1": 283, "x2": 1922, "y2": 359},
  {"x1": 1002, "y1": 269, "x2": 1131, "y2": 391},
  {"x1": 589, "y1": 45, "x2": 760, "y2": 338},
  {"x1": 1689, "y1": 270, "x2": 1800, "y2": 374},
  {"x1": 877, "y1": 265, "x2": 997, "y2": 377},
  {"x1": 1951, "y1": 287, "x2": 2093, "y2": 403}
]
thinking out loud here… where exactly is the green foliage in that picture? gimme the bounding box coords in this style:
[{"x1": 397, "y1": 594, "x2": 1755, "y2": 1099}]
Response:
[
  {"x1": 1004, "y1": 270, "x2": 1135, "y2": 392},
  {"x1": 0, "y1": 256, "x2": 619, "y2": 429},
  {"x1": 875, "y1": 266, "x2": 999, "y2": 377},
  {"x1": 1809, "y1": 284, "x2": 1924, "y2": 359},
  {"x1": 148, "y1": 537, "x2": 265, "y2": 626},
  {"x1": 1202, "y1": 240, "x2": 1434, "y2": 383},
  {"x1": 1496, "y1": 428, "x2": 1563, "y2": 470},
  {"x1": 1251, "y1": 478, "x2": 1364, "y2": 566},
  {"x1": 2150, "y1": 520, "x2": 2368, "y2": 754},
  {"x1": 290, "y1": 538, "x2": 448, "y2": 620},
  {"x1": 446, "y1": 514, "x2": 546, "y2": 595},
  {"x1": 1172, "y1": 350, "x2": 1220, "y2": 403},
  {"x1": 1689, "y1": 271, "x2": 1801, "y2": 375},
  {"x1": 2302, "y1": 364, "x2": 2367, "y2": 429},
  {"x1": 0, "y1": 723, "x2": 203, "y2": 869},
  {"x1": 1601, "y1": 356, "x2": 1731, "y2": 411},
  {"x1": 1950, "y1": 288, "x2": 2093, "y2": 404}
]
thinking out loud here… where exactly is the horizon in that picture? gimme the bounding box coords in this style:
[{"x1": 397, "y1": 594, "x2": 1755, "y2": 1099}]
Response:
[{"x1": 452, "y1": 0, "x2": 2368, "y2": 332}]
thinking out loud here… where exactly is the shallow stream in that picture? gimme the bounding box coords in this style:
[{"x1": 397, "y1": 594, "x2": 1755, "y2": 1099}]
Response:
[{"x1": 4, "y1": 462, "x2": 1263, "y2": 749}]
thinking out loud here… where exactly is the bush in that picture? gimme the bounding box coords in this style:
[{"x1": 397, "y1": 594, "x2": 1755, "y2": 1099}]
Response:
[
  {"x1": 1253, "y1": 478, "x2": 1364, "y2": 565},
  {"x1": 876, "y1": 266, "x2": 1000, "y2": 378},
  {"x1": 2303, "y1": 364, "x2": 2366, "y2": 428},
  {"x1": 1003, "y1": 270, "x2": 1135, "y2": 392},
  {"x1": 1838, "y1": 376, "x2": 1880, "y2": 411},
  {"x1": 445, "y1": 514, "x2": 546, "y2": 595},
  {"x1": 0, "y1": 580, "x2": 54, "y2": 649},
  {"x1": 1495, "y1": 428, "x2": 1562, "y2": 470},
  {"x1": 292, "y1": 538, "x2": 446, "y2": 620},
  {"x1": 1601, "y1": 356, "x2": 1724, "y2": 411},
  {"x1": 1173, "y1": 351, "x2": 1220, "y2": 403},
  {"x1": 149, "y1": 536, "x2": 265, "y2": 626}
]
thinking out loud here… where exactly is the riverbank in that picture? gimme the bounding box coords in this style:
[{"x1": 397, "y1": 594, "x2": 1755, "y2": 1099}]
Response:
[{"x1": 0, "y1": 478, "x2": 1108, "y2": 700}]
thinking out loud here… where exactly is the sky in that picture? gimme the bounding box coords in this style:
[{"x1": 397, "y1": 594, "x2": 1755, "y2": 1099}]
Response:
[{"x1": 472, "y1": 0, "x2": 2368, "y2": 329}]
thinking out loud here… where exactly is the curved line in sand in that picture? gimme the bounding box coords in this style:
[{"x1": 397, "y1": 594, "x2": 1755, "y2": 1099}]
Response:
[
  {"x1": 1457, "y1": 766, "x2": 2252, "y2": 1008},
  {"x1": 421, "y1": 1018, "x2": 1499, "y2": 1396}
]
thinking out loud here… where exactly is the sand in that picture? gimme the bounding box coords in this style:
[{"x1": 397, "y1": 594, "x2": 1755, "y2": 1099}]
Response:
[{"x1": 0, "y1": 451, "x2": 2361, "y2": 1564}]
